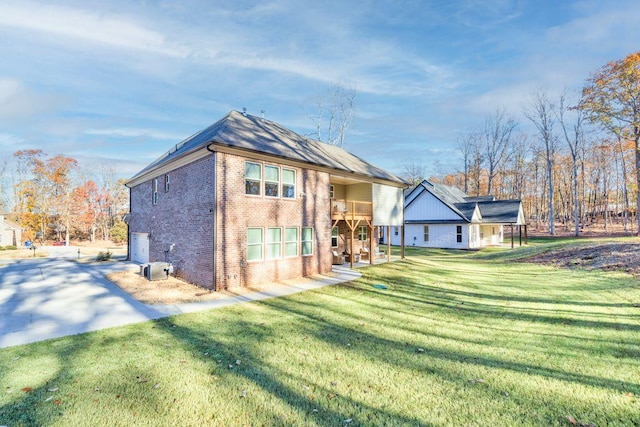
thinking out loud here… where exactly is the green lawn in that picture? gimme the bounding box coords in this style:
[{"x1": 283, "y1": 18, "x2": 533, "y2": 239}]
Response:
[{"x1": 2, "y1": 239, "x2": 640, "y2": 426}]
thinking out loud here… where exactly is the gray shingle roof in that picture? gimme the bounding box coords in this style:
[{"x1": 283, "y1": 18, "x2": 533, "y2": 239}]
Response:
[
  {"x1": 128, "y1": 110, "x2": 406, "y2": 185},
  {"x1": 406, "y1": 180, "x2": 524, "y2": 224}
]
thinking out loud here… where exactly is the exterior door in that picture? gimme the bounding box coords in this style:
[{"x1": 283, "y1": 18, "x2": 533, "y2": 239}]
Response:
[{"x1": 130, "y1": 232, "x2": 149, "y2": 264}]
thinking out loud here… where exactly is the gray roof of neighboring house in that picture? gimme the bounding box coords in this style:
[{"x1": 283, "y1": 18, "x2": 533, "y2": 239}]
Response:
[
  {"x1": 406, "y1": 180, "x2": 524, "y2": 224},
  {"x1": 128, "y1": 110, "x2": 406, "y2": 185},
  {"x1": 477, "y1": 200, "x2": 522, "y2": 223}
]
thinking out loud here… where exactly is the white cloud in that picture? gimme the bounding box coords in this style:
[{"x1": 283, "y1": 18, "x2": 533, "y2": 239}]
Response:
[
  {"x1": 0, "y1": 78, "x2": 65, "y2": 123},
  {"x1": 0, "y1": 1, "x2": 189, "y2": 57}
]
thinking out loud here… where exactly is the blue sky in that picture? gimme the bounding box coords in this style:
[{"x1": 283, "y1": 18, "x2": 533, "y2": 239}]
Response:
[{"x1": 1, "y1": 0, "x2": 639, "y2": 181}]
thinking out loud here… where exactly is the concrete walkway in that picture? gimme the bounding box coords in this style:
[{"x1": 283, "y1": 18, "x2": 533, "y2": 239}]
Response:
[{"x1": 0, "y1": 256, "x2": 361, "y2": 348}]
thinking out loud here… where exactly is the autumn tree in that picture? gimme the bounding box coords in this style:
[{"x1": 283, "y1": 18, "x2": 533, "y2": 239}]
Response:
[{"x1": 579, "y1": 51, "x2": 640, "y2": 234}]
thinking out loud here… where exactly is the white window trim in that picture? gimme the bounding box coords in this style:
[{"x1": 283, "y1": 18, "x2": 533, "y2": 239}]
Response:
[
  {"x1": 358, "y1": 225, "x2": 367, "y2": 242},
  {"x1": 152, "y1": 178, "x2": 158, "y2": 205},
  {"x1": 164, "y1": 174, "x2": 170, "y2": 192},
  {"x1": 285, "y1": 227, "x2": 299, "y2": 258},
  {"x1": 264, "y1": 165, "x2": 280, "y2": 198},
  {"x1": 245, "y1": 161, "x2": 262, "y2": 197},
  {"x1": 282, "y1": 168, "x2": 296, "y2": 200},
  {"x1": 301, "y1": 227, "x2": 314, "y2": 256},
  {"x1": 266, "y1": 227, "x2": 282, "y2": 260},
  {"x1": 247, "y1": 227, "x2": 264, "y2": 262}
]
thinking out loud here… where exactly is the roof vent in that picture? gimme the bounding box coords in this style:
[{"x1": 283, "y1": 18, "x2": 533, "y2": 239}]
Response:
[
  {"x1": 242, "y1": 107, "x2": 247, "y2": 116},
  {"x1": 261, "y1": 109, "x2": 265, "y2": 119}
]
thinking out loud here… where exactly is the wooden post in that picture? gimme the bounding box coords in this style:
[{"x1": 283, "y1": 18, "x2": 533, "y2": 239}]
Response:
[
  {"x1": 524, "y1": 225, "x2": 528, "y2": 245},
  {"x1": 519, "y1": 225, "x2": 522, "y2": 246},
  {"x1": 369, "y1": 224, "x2": 374, "y2": 265},
  {"x1": 401, "y1": 225, "x2": 405, "y2": 259},
  {"x1": 350, "y1": 226, "x2": 354, "y2": 269},
  {"x1": 510, "y1": 223, "x2": 514, "y2": 249},
  {"x1": 386, "y1": 225, "x2": 391, "y2": 262}
]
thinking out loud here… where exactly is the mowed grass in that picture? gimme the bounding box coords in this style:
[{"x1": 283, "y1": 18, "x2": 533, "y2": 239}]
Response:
[{"x1": 1, "y1": 240, "x2": 640, "y2": 426}]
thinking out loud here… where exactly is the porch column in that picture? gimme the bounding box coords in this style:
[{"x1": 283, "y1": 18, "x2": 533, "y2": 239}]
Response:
[
  {"x1": 369, "y1": 223, "x2": 374, "y2": 265},
  {"x1": 386, "y1": 225, "x2": 391, "y2": 262},
  {"x1": 350, "y1": 226, "x2": 355, "y2": 269},
  {"x1": 510, "y1": 223, "x2": 514, "y2": 249},
  {"x1": 401, "y1": 225, "x2": 405, "y2": 259}
]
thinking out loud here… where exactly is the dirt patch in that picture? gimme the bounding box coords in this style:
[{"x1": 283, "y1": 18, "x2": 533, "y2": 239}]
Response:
[
  {"x1": 107, "y1": 270, "x2": 338, "y2": 305},
  {"x1": 522, "y1": 242, "x2": 640, "y2": 277}
]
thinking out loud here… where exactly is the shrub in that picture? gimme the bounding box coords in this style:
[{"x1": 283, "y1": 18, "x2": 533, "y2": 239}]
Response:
[
  {"x1": 0, "y1": 246, "x2": 5, "y2": 251},
  {"x1": 110, "y1": 221, "x2": 127, "y2": 245},
  {"x1": 4, "y1": 245, "x2": 17, "y2": 250},
  {"x1": 95, "y1": 251, "x2": 112, "y2": 262}
]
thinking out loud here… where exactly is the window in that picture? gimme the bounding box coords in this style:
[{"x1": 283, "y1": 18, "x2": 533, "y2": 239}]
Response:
[
  {"x1": 247, "y1": 228, "x2": 263, "y2": 261},
  {"x1": 331, "y1": 227, "x2": 339, "y2": 247},
  {"x1": 301, "y1": 227, "x2": 314, "y2": 256},
  {"x1": 423, "y1": 225, "x2": 430, "y2": 242},
  {"x1": 456, "y1": 225, "x2": 463, "y2": 243},
  {"x1": 265, "y1": 165, "x2": 279, "y2": 197},
  {"x1": 329, "y1": 185, "x2": 335, "y2": 199},
  {"x1": 164, "y1": 175, "x2": 170, "y2": 192},
  {"x1": 245, "y1": 162, "x2": 261, "y2": 195},
  {"x1": 285, "y1": 227, "x2": 298, "y2": 257},
  {"x1": 152, "y1": 178, "x2": 158, "y2": 205},
  {"x1": 394, "y1": 226, "x2": 399, "y2": 236},
  {"x1": 266, "y1": 227, "x2": 282, "y2": 259},
  {"x1": 358, "y1": 225, "x2": 368, "y2": 241},
  {"x1": 282, "y1": 168, "x2": 296, "y2": 199}
]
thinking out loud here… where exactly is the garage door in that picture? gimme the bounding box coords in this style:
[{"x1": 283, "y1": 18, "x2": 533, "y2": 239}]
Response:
[{"x1": 130, "y1": 232, "x2": 149, "y2": 264}]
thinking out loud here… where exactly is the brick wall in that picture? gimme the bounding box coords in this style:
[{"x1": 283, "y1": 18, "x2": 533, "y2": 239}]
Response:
[
  {"x1": 214, "y1": 152, "x2": 332, "y2": 290},
  {"x1": 129, "y1": 155, "x2": 215, "y2": 287},
  {"x1": 129, "y1": 151, "x2": 333, "y2": 290}
]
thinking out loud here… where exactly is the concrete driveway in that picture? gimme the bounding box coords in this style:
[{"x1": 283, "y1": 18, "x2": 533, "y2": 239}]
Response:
[{"x1": 0, "y1": 249, "x2": 361, "y2": 348}]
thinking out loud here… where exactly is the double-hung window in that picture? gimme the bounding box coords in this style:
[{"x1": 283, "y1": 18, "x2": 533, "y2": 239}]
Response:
[
  {"x1": 331, "y1": 227, "x2": 339, "y2": 247},
  {"x1": 423, "y1": 225, "x2": 429, "y2": 242},
  {"x1": 245, "y1": 162, "x2": 261, "y2": 196},
  {"x1": 358, "y1": 225, "x2": 367, "y2": 241},
  {"x1": 456, "y1": 226, "x2": 463, "y2": 243},
  {"x1": 301, "y1": 227, "x2": 313, "y2": 256},
  {"x1": 265, "y1": 166, "x2": 279, "y2": 197},
  {"x1": 266, "y1": 227, "x2": 282, "y2": 259},
  {"x1": 247, "y1": 228, "x2": 263, "y2": 261},
  {"x1": 164, "y1": 175, "x2": 170, "y2": 192},
  {"x1": 285, "y1": 227, "x2": 298, "y2": 257},
  {"x1": 282, "y1": 168, "x2": 295, "y2": 199}
]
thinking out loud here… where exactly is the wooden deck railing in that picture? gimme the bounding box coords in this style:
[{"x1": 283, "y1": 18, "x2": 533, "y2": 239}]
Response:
[{"x1": 331, "y1": 199, "x2": 373, "y2": 221}]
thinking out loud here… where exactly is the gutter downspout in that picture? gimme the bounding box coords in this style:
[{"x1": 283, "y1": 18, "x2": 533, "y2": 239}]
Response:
[{"x1": 206, "y1": 145, "x2": 217, "y2": 291}]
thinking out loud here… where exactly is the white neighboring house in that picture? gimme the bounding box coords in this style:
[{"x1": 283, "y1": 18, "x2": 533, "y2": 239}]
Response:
[
  {"x1": 0, "y1": 214, "x2": 22, "y2": 247},
  {"x1": 382, "y1": 180, "x2": 527, "y2": 249}
]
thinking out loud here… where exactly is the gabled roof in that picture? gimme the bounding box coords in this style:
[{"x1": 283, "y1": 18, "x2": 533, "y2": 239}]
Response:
[
  {"x1": 127, "y1": 111, "x2": 406, "y2": 187},
  {"x1": 477, "y1": 200, "x2": 523, "y2": 224},
  {"x1": 405, "y1": 180, "x2": 525, "y2": 225}
]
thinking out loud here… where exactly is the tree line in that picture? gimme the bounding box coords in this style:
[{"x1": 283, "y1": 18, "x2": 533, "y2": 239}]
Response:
[
  {"x1": 408, "y1": 51, "x2": 640, "y2": 236},
  {"x1": 4, "y1": 149, "x2": 128, "y2": 245}
]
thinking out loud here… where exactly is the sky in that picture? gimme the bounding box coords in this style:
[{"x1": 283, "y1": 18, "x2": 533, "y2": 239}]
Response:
[{"x1": 1, "y1": 0, "x2": 639, "y2": 183}]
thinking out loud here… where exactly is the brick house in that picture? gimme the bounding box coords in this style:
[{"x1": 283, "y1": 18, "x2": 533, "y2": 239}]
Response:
[{"x1": 125, "y1": 111, "x2": 406, "y2": 290}]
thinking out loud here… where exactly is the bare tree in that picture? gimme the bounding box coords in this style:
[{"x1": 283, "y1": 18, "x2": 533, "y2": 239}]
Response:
[
  {"x1": 309, "y1": 82, "x2": 356, "y2": 147},
  {"x1": 557, "y1": 91, "x2": 585, "y2": 236},
  {"x1": 524, "y1": 90, "x2": 558, "y2": 235},
  {"x1": 483, "y1": 108, "x2": 517, "y2": 195},
  {"x1": 400, "y1": 159, "x2": 426, "y2": 187},
  {"x1": 457, "y1": 132, "x2": 478, "y2": 194}
]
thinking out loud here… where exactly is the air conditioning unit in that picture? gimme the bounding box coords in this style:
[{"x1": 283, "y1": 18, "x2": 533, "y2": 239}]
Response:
[{"x1": 144, "y1": 262, "x2": 171, "y2": 281}]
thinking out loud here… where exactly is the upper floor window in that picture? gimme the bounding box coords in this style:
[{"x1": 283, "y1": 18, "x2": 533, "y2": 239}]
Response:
[
  {"x1": 282, "y1": 168, "x2": 295, "y2": 199},
  {"x1": 164, "y1": 175, "x2": 170, "y2": 192},
  {"x1": 245, "y1": 162, "x2": 261, "y2": 196},
  {"x1": 152, "y1": 178, "x2": 158, "y2": 205},
  {"x1": 265, "y1": 165, "x2": 280, "y2": 197}
]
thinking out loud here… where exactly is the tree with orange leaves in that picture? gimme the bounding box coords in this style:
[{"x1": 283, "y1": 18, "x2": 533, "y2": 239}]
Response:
[{"x1": 580, "y1": 51, "x2": 640, "y2": 234}]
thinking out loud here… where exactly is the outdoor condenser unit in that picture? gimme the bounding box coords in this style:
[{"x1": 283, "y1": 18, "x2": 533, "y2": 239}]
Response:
[{"x1": 144, "y1": 262, "x2": 171, "y2": 281}]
